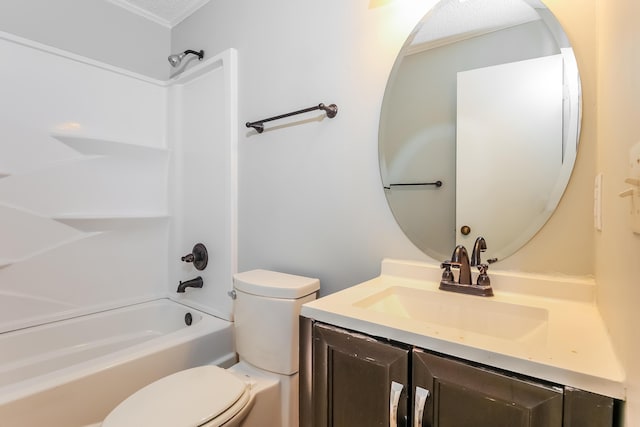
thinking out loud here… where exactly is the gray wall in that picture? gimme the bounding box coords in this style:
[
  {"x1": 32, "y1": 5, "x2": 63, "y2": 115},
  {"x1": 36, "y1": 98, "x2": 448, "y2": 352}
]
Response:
[
  {"x1": 172, "y1": 1, "x2": 436, "y2": 295},
  {"x1": 0, "y1": 0, "x2": 170, "y2": 80},
  {"x1": 171, "y1": 0, "x2": 596, "y2": 296}
]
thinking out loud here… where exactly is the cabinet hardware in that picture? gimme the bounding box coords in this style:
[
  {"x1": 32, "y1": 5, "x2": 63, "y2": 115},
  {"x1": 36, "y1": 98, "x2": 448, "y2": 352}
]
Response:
[
  {"x1": 414, "y1": 387, "x2": 430, "y2": 427},
  {"x1": 390, "y1": 381, "x2": 404, "y2": 427}
]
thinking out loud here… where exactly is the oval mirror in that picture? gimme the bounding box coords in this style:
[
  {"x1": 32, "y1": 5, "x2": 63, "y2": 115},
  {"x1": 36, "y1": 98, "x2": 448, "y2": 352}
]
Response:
[{"x1": 379, "y1": 0, "x2": 581, "y2": 263}]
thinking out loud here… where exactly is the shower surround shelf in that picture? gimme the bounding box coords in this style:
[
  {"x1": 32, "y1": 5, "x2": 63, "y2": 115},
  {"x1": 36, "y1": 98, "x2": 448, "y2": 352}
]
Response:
[
  {"x1": 51, "y1": 134, "x2": 168, "y2": 158},
  {"x1": 0, "y1": 232, "x2": 102, "y2": 269},
  {"x1": 52, "y1": 214, "x2": 169, "y2": 232}
]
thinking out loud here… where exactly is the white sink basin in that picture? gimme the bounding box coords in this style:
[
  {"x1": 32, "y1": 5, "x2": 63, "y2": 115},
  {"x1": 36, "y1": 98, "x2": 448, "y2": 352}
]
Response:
[{"x1": 353, "y1": 286, "x2": 548, "y2": 342}]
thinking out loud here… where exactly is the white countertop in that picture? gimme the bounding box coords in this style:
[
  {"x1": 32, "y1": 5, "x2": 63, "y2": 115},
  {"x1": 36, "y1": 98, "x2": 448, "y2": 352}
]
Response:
[{"x1": 301, "y1": 259, "x2": 625, "y2": 399}]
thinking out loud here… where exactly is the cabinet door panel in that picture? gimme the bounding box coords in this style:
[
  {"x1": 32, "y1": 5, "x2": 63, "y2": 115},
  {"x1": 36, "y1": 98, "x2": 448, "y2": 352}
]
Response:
[
  {"x1": 413, "y1": 349, "x2": 563, "y2": 427},
  {"x1": 563, "y1": 387, "x2": 614, "y2": 427},
  {"x1": 436, "y1": 380, "x2": 533, "y2": 426},
  {"x1": 313, "y1": 323, "x2": 409, "y2": 427}
]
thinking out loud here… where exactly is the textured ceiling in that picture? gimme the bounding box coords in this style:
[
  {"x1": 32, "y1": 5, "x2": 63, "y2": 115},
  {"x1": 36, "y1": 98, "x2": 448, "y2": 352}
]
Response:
[{"x1": 106, "y1": 0, "x2": 210, "y2": 27}]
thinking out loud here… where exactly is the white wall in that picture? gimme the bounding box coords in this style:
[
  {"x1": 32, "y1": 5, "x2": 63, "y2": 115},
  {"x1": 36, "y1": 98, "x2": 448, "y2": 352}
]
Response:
[
  {"x1": 171, "y1": 0, "x2": 597, "y2": 296},
  {"x1": 0, "y1": 0, "x2": 171, "y2": 80},
  {"x1": 595, "y1": 0, "x2": 640, "y2": 424}
]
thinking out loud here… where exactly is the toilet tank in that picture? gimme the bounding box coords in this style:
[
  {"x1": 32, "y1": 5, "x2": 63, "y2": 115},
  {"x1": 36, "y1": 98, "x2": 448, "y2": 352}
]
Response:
[{"x1": 233, "y1": 270, "x2": 319, "y2": 376}]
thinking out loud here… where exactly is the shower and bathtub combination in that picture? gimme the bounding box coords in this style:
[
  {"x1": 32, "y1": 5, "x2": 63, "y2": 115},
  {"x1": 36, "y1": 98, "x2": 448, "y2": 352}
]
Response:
[{"x1": 0, "y1": 30, "x2": 242, "y2": 425}]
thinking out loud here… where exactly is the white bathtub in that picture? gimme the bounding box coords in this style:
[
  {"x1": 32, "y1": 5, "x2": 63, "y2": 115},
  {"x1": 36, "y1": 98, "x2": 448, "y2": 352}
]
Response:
[{"x1": 0, "y1": 299, "x2": 235, "y2": 426}]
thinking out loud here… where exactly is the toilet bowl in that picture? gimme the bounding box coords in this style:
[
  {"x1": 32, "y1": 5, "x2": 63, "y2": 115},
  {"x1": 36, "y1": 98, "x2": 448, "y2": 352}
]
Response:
[{"x1": 101, "y1": 270, "x2": 319, "y2": 427}]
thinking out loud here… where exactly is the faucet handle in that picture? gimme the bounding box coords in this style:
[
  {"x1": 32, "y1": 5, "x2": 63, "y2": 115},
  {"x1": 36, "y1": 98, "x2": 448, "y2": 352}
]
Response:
[
  {"x1": 440, "y1": 261, "x2": 455, "y2": 282},
  {"x1": 181, "y1": 243, "x2": 208, "y2": 271},
  {"x1": 476, "y1": 263, "x2": 491, "y2": 287}
]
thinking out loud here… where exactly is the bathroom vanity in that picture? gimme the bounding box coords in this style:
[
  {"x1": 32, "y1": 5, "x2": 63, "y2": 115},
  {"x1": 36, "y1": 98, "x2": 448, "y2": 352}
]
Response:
[
  {"x1": 299, "y1": 259, "x2": 624, "y2": 426},
  {"x1": 305, "y1": 0, "x2": 611, "y2": 424}
]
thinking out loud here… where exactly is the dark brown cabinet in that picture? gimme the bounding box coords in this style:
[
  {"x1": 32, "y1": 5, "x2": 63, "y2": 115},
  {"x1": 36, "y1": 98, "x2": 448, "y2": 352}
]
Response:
[
  {"x1": 310, "y1": 323, "x2": 410, "y2": 426},
  {"x1": 413, "y1": 349, "x2": 563, "y2": 426},
  {"x1": 300, "y1": 319, "x2": 615, "y2": 427}
]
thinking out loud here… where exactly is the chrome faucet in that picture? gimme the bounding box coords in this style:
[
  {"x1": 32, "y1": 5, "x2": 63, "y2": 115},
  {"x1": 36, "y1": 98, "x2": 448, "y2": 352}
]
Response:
[
  {"x1": 470, "y1": 236, "x2": 491, "y2": 288},
  {"x1": 440, "y1": 237, "x2": 493, "y2": 296},
  {"x1": 177, "y1": 276, "x2": 203, "y2": 293},
  {"x1": 470, "y1": 236, "x2": 486, "y2": 267},
  {"x1": 450, "y1": 245, "x2": 472, "y2": 285}
]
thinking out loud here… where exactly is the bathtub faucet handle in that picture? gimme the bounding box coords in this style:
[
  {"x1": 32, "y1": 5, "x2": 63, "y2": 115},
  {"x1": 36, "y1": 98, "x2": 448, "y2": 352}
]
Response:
[{"x1": 181, "y1": 243, "x2": 208, "y2": 271}]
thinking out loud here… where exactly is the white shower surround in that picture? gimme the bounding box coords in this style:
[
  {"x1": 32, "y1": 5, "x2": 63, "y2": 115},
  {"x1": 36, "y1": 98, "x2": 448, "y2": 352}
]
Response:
[{"x1": 0, "y1": 30, "x2": 238, "y2": 331}]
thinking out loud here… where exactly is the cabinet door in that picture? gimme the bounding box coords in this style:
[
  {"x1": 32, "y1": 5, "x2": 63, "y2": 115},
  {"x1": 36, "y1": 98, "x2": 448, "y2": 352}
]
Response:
[
  {"x1": 312, "y1": 323, "x2": 410, "y2": 427},
  {"x1": 563, "y1": 387, "x2": 614, "y2": 427},
  {"x1": 413, "y1": 349, "x2": 563, "y2": 427}
]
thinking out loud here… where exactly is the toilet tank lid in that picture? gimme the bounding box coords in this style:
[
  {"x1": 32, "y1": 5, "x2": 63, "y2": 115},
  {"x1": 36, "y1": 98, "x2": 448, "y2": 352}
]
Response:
[{"x1": 233, "y1": 269, "x2": 319, "y2": 299}]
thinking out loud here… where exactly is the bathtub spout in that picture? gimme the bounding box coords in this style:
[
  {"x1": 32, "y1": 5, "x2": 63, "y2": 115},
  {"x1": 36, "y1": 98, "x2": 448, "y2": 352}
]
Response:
[{"x1": 177, "y1": 276, "x2": 203, "y2": 293}]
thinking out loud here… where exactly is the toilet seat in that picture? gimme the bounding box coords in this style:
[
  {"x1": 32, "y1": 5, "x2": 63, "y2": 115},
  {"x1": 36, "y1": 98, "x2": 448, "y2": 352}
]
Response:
[{"x1": 102, "y1": 366, "x2": 251, "y2": 427}]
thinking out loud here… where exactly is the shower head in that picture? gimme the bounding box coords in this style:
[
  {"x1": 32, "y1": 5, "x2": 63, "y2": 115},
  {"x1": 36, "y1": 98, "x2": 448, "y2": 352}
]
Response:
[{"x1": 167, "y1": 49, "x2": 204, "y2": 67}]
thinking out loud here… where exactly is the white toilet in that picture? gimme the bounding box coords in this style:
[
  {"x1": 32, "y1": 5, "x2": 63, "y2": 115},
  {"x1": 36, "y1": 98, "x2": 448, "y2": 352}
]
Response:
[{"x1": 101, "y1": 269, "x2": 319, "y2": 427}]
